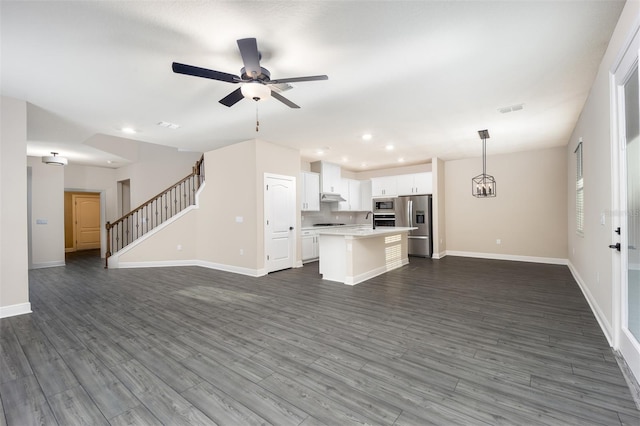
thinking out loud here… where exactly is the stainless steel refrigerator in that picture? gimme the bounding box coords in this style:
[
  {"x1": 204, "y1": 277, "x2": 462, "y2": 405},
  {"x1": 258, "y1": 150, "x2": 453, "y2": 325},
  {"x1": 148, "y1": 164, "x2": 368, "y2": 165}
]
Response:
[{"x1": 395, "y1": 195, "x2": 433, "y2": 257}]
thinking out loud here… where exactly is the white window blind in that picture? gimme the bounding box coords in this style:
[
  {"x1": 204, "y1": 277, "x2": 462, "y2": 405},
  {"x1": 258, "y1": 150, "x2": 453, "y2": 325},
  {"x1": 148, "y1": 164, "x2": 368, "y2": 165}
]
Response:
[{"x1": 575, "y1": 141, "x2": 584, "y2": 235}]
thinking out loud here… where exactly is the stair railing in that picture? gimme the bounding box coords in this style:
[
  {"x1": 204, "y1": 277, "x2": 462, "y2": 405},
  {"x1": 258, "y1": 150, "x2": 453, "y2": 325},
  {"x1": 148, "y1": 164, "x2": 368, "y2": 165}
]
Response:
[{"x1": 105, "y1": 155, "x2": 204, "y2": 268}]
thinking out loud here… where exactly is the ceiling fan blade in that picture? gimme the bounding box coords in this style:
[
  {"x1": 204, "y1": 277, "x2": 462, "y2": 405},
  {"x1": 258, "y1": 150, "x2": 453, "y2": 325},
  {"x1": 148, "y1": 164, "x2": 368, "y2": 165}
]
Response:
[
  {"x1": 271, "y1": 91, "x2": 300, "y2": 109},
  {"x1": 269, "y1": 75, "x2": 329, "y2": 84},
  {"x1": 237, "y1": 38, "x2": 262, "y2": 79},
  {"x1": 219, "y1": 88, "x2": 244, "y2": 107},
  {"x1": 172, "y1": 62, "x2": 239, "y2": 83}
]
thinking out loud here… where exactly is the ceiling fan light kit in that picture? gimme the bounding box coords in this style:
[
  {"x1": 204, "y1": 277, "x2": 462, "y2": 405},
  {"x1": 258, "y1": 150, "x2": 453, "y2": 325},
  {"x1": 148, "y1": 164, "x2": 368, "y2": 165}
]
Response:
[
  {"x1": 241, "y1": 82, "x2": 271, "y2": 101},
  {"x1": 472, "y1": 129, "x2": 496, "y2": 198},
  {"x1": 42, "y1": 152, "x2": 68, "y2": 166},
  {"x1": 172, "y1": 37, "x2": 327, "y2": 109}
]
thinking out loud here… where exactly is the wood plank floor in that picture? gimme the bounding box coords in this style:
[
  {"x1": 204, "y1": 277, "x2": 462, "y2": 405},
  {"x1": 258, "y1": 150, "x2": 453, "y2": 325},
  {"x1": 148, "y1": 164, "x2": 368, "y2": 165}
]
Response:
[{"x1": 2, "y1": 250, "x2": 639, "y2": 425}]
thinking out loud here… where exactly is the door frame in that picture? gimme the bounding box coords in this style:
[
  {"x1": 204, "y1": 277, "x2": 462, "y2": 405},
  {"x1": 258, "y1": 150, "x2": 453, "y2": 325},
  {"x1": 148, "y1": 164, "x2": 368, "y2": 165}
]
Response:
[
  {"x1": 71, "y1": 193, "x2": 101, "y2": 251},
  {"x1": 263, "y1": 173, "x2": 296, "y2": 273},
  {"x1": 65, "y1": 188, "x2": 107, "y2": 258},
  {"x1": 610, "y1": 17, "x2": 640, "y2": 381}
]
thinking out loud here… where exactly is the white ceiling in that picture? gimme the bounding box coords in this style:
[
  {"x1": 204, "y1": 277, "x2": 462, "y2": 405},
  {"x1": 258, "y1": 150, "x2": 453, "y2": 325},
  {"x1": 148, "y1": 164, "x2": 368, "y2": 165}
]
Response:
[{"x1": 1, "y1": 1, "x2": 625, "y2": 171}]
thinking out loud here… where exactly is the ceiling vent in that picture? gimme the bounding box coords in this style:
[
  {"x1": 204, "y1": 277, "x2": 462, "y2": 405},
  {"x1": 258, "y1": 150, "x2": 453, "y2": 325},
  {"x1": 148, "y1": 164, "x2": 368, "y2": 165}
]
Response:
[{"x1": 498, "y1": 103, "x2": 524, "y2": 114}]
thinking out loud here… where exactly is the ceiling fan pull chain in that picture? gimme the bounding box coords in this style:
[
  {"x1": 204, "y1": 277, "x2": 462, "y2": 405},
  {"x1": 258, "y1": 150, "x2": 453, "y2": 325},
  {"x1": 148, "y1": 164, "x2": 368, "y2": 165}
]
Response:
[{"x1": 256, "y1": 104, "x2": 259, "y2": 132}]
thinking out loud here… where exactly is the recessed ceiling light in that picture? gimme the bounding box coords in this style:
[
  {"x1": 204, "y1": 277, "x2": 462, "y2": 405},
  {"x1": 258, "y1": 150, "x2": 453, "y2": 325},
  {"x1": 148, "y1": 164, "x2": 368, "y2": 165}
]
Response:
[
  {"x1": 121, "y1": 127, "x2": 137, "y2": 134},
  {"x1": 398, "y1": 158, "x2": 405, "y2": 163},
  {"x1": 360, "y1": 162, "x2": 367, "y2": 168},
  {"x1": 362, "y1": 133, "x2": 372, "y2": 141},
  {"x1": 316, "y1": 149, "x2": 325, "y2": 155},
  {"x1": 341, "y1": 157, "x2": 349, "y2": 162},
  {"x1": 385, "y1": 144, "x2": 395, "y2": 151}
]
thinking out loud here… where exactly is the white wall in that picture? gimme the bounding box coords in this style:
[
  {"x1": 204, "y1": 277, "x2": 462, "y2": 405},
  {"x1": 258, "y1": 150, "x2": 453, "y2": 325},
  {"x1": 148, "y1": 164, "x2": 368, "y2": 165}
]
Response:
[
  {"x1": 567, "y1": 0, "x2": 640, "y2": 342},
  {"x1": 115, "y1": 139, "x2": 301, "y2": 276},
  {"x1": 64, "y1": 165, "x2": 117, "y2": 221},
  {"x1": 445, "y1": 146, "x2": 568, "y2": 262},
  {"x1": 27, "y1": 157, "x2": 65, "y2": 268},
  {"x1": 115, "y1": 143, "x2": 201, "y2": 208},
  {"x1": 0, "y1": 97, "x2": 30, "y2": 317},
  {"x1": 432, "y1": 157, "x2": 446, "y2": 258}
]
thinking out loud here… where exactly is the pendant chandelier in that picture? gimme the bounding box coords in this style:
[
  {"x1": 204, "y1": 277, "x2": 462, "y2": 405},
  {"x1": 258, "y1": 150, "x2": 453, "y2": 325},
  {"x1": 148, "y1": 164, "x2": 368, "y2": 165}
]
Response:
[{"x1": 472, "y1": 129, "x2": 496, "y2": 198}]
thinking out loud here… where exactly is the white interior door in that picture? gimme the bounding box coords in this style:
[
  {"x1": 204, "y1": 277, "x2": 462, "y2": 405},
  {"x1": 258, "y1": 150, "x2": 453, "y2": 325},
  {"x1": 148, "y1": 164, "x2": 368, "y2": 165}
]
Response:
[
  {"x1": 612, "y1": 22, "x2": 640, "y2": 384},
  {"x1": 264, "y1": 173, "x2": 296, "y2": 273}
]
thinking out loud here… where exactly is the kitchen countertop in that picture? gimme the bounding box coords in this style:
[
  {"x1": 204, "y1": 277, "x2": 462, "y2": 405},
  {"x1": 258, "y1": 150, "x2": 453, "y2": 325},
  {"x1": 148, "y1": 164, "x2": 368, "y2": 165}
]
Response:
[{"x1": 316, "y1": 226, "x2": 417, "y2": 238}]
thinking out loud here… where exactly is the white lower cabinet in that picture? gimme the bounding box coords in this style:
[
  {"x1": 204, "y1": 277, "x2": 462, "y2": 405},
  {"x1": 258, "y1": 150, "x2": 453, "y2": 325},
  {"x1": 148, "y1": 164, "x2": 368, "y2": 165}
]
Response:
[{"x1": 302, "y1": 230, "x2": 319, "y2": 262}]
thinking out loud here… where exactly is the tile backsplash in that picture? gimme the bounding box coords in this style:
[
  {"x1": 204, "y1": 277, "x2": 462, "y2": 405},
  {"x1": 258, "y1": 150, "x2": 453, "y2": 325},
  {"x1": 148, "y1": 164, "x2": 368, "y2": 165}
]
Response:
[{"x1": 301, "y1": 203, "x2": 372, "y2": 227}]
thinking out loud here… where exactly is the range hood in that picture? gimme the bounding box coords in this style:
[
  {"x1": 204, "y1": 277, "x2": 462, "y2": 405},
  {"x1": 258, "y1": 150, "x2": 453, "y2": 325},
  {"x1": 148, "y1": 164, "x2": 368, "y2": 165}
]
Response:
[{"x1": 320, "y1": 193, "x2": 346, "y2": 203}]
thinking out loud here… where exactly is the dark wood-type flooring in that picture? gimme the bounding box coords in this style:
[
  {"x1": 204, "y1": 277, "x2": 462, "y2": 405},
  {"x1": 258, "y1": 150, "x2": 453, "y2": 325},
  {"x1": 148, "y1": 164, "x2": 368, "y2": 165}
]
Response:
[{"x1": 1, "y1": 250, "x2": 639, "y2": 425}]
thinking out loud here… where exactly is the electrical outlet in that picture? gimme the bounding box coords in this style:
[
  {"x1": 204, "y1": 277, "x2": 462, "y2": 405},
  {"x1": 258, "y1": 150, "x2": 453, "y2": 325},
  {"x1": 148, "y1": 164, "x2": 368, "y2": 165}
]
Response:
[
  {"x1": 240, "y1": 249, "x2": 244, "y2": 255},
  {"x1": 177, "y1": 244, "x2": 182, "y2": 251},
  {"x1": 496, "y1": 239, "x2": 501, "y2": 245}
]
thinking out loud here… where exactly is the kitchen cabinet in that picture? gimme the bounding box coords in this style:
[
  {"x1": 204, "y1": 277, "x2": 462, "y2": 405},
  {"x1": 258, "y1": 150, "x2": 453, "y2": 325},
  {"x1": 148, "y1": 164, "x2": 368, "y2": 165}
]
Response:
[
  {"x1": 302, "y1": 230, "x2": 319, "y2": 261},
  {"x1": 371, "y1": 176, "x2": 397, "y2": 197},
  {"x1": 312, "y1": 161, "x2": 342, "y2": 193},
  {"x1": 335, "y1": 179, "x2": 362, "y2": 211},
  {"x1": 360, "y1": 180, "x2": 372, "y2": 211},
  {"x1": 301, "y1": 171, "x2": 320, "y2": 211},
  {"x1": 372, "y1": 172, "x2": 432, "y2": 197},
  {"x1": 397, "y1": 172, "x2": 432, "y2": 195}
]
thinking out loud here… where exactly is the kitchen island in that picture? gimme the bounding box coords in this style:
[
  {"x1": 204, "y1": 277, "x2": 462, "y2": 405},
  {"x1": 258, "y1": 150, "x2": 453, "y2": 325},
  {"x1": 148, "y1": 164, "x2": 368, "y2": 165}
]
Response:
[{"x1": 317, "y1": 227, "x2": 417, "y2": 285}]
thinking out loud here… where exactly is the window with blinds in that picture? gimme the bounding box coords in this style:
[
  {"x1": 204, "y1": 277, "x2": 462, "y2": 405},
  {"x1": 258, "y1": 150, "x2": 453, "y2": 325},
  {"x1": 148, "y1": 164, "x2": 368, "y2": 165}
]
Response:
[{"x1": 575, "y1": 141, "x2": 584, "y2": 235}]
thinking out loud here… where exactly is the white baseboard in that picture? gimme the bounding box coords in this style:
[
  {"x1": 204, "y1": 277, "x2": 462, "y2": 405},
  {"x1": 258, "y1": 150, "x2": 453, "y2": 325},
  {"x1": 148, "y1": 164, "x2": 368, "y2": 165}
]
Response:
[
  {"x1": 0, "y1": 302, "x2": 32, "y2": 319},
  {"x1": 432, "y1": 251, "x2": 447, "y2": 260},
  {"x1": 30, "y1": 260, "x2": 65, "y2": 270},
  {"x1": 344, "y1": 258, "x2": 410, "y2": 285},
  {"x1": 446, "y1": 250, "x2": 568, "y2": 265},
  {"x1": 116, "y1": 259, "x2": 267, "y2": 278},
  {"x1": 567, "y1": 261, "x2": 613, "y2": 346}
]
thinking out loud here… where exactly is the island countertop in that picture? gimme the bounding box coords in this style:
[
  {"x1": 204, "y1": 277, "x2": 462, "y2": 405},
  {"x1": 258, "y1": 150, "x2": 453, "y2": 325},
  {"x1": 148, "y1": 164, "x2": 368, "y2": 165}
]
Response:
[
  {"x1": 317, "y1": 227, "x2": 417, "y2": 285},
  {"x1": 316, "y1": 226, "x2": 417, "y2": 239}
]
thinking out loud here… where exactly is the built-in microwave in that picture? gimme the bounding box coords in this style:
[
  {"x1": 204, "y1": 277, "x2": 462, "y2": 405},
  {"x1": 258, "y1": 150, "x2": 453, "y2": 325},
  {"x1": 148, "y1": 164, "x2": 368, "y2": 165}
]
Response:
[{"x1": 373, "y1": 198, "x2": 395, "y2": 213}]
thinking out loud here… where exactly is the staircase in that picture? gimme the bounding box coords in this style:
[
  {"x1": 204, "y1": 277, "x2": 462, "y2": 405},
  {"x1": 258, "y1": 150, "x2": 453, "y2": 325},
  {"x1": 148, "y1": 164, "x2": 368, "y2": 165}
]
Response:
[{"x1": 105, "y1": 155, "x2": 204, "y2": 268}]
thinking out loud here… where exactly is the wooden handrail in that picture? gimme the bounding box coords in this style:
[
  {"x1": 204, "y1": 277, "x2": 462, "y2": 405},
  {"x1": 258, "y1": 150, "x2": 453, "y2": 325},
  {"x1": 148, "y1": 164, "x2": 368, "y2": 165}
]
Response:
[{"x1": 105, "y1": 155, "x2": 204, "y2": 268}]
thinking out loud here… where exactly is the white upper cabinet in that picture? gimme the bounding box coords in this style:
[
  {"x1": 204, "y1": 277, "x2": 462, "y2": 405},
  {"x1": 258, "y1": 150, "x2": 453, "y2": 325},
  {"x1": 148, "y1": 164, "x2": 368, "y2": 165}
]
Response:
[
  {"x1": 319, "y1": 161, "x2": 342, "y2": 193},
  {"x1": 371, "y1": 176, "x2": 397, "y2": 197},
  {"x1": 335, "y1": 179, "x2": 362, "y2": 211},
  {"x1": 396, "y1": 174, "x2": 415, "y2": 195},
  {"x1": 301, "y1": 171, "x2": 320, "y2": 211},
  {"x1": 360, "y1": 180, "x2": 372, "y2": 212},
  {"x1": 413, "y1": 172, "x2": 432, "y2": 194},
  {"x1": 397, "y1": 172, "x2": 432, "y2": 195}
]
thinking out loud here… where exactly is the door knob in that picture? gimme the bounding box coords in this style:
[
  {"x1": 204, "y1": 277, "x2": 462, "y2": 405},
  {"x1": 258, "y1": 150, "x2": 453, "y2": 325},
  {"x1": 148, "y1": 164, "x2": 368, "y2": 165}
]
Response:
[
  {"x1": 289, "y1": 226, "x2": 294, "y2": 230},
  {"x1": 609, "y1": 242, "x2": 621, "y2": 251}
]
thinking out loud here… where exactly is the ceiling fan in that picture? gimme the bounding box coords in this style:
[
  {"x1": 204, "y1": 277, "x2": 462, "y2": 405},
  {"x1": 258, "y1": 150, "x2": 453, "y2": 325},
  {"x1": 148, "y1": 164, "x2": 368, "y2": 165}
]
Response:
[{"x1": 172, "y1": 38, "x2": 328, "y2": 109}]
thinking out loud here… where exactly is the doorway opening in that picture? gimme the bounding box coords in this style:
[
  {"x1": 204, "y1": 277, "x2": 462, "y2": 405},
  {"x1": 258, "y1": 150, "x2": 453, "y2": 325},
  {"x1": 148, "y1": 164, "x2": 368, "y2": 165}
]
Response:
[{"x1": 64, "y1": 191, "x2": 101, "y2": 254}]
